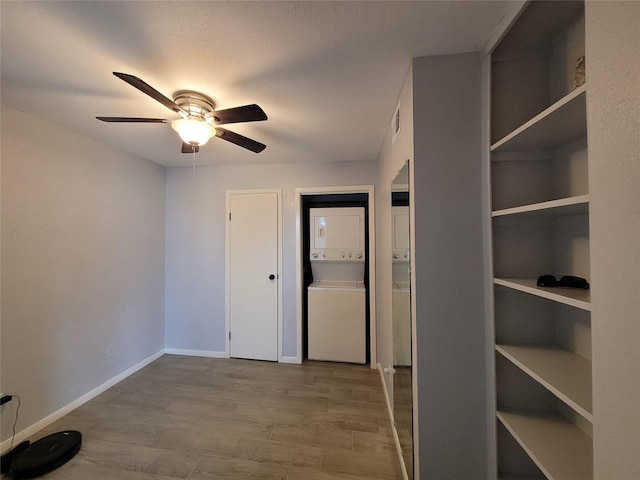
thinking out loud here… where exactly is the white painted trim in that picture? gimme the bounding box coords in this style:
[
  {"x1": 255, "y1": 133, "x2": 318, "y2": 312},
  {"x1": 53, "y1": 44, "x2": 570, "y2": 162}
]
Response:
[
  {"x1": 164, "y1": 349, "x2": 227, "y2": 358},
  {"x1": 481, "y1": 54, "x2": 498, "y2": 480},
  {"x1": 368, "y1": 187, "x2": 377, "y2": 367},
  {"x1": 280, "y1": 356, "x2": 301, "y2": 365},
  {"x1": 376, "y1": 363, "x2": 395, "y2": 425},
  {"x1": 377, "y1": 364, "x2": 408, "y2": 480},
  {"x1": 0, "y1": 349, "x2": 164, "y2": 454},
  {"x1": 276, "y1": 190, "x2": 284, "y2": 363},
  {"x1": 294, "y1": 185, "x2": 376, "y2": 367},
  {"x1": 294, "y1": 193, "x2": 303, "y2": 365},
  {"x1": 225, "y1": 189, "x2": 283, "y2": 362},
  {"x1": 408, "y1": 158, "x2": 420, "y2": 478}
]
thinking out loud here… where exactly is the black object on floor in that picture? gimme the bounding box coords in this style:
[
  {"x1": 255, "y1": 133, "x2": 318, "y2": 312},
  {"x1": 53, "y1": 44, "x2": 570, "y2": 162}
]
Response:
[
  {"x1": 537, "y1": 274, "x2": 589, "y2": 289},
  {"x1": 1, "y1": 441, "x2": 30, "y2": 474},
  {"x1": 9, "y1": 431, "x2": 81, "y2": 479}
]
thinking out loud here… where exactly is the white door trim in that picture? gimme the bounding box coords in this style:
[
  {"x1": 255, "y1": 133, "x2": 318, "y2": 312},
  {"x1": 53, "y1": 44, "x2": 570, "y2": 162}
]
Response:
[
  {"x1": 294, "y1": 185, "x2": 376, "y2": 367},
  {"x1": 225, "y1": 188, "x2": 283, "y2": 361}
]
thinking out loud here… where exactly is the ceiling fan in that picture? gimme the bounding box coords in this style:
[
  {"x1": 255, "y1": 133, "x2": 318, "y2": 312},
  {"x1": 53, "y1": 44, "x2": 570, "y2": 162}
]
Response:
[{"x1": 97, "y1": 72, "x2": 267, "y2": 153}]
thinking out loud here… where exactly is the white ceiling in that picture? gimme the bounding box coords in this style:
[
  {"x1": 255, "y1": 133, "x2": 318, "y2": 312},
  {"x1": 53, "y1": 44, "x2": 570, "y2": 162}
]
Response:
[{"x1": 1, "y1": 1, "x2": 513, "y2": 167}]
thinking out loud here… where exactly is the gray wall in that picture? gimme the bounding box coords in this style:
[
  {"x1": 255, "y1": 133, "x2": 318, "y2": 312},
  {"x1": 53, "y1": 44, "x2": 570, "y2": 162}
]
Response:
[
  {"x1": 164, "y1": 161, "x2": 378, "y2": 358},
  {"x1": 412, "y1": 53, "x2": 489, "y2": 478},
  {"x1": 586, "y1": 2, "x2": 640, "y2": 477},
  {"x1": 1, "y1": 104, "x2": 166, "y2": 442}
]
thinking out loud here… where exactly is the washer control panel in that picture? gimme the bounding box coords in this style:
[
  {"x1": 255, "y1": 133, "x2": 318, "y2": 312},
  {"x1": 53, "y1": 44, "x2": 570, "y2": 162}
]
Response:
[
  {"x1": 392, "y1": 251, "x2": 410, "y2": 261},
  {"x1": 311, "y1": 251, "x2": 364, "y2": 261}
]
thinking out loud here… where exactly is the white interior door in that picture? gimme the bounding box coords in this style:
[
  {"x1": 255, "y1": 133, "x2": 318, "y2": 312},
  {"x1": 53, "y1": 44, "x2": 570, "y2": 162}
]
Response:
[{"x1": 227, "y1": 190, "x2": 279, "y2": 361}]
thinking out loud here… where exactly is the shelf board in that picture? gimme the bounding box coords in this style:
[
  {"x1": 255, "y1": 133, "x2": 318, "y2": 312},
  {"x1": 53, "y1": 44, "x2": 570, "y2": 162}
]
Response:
[
  {"x1": 494, "y1": 278, "x2": 591, "y2": 311},
  {"x1": 496, "y1": 344, "x2": 592, "y2": 420},
  {"x1": 491, "y1": 86, "x2": 587, "y2": 152},
  {"x1": 498, "y1": 409, "x2": 593, "y2": 480},
  {"x1": 493, "y1": 195, "x2": 589, "y2": 218}
]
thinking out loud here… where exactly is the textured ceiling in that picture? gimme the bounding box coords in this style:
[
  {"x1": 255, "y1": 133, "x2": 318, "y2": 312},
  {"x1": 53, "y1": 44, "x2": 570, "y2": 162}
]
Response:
[{"x1": 1, "y1": 1, "x2": 515, "y2": 167}]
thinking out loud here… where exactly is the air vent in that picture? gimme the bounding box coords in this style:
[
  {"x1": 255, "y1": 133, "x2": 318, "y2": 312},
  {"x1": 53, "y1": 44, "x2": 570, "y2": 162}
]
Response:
[{"x1": 391, "y1": 101, "x2": 401, "y2": 145}]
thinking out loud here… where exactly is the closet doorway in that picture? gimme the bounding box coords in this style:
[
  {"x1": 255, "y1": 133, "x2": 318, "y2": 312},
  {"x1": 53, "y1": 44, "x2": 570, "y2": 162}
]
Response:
[
  {"x1": 226, "y1": 189, "x2": 282, "y2": 361},
  {"x1": 295, "y1": 186, "x2": 376, "y2": 366}
]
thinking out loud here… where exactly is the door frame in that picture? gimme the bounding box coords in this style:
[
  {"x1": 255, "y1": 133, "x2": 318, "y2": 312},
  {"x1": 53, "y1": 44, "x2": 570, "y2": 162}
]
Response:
[
  {"x1": 225, "y1": 188, "x2": 283, "y2": 361},
  {"x1": 295, "y1": 185, "x2": 376, "y2": 367}
]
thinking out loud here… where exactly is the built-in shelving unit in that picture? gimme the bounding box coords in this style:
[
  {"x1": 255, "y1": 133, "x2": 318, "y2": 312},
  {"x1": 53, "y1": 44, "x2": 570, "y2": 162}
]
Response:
[{"x1": 490, "y1": 2, "x2": 592, "y2": 478}]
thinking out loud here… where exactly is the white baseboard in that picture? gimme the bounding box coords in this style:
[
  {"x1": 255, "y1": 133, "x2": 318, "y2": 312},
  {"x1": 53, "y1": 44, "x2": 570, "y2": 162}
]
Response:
[
  {"x1": 0, "y1": 349, "x2": 164, "y2": 454},
  {"x1": 164, "y1": 348, "x2": 227, "y2": 358},
  {"x1": 377, "y1": 363, "x2": 409, "y2": 480},
  {"x1": 280, "y1": 356, "x2": 300, "y2": 364}
]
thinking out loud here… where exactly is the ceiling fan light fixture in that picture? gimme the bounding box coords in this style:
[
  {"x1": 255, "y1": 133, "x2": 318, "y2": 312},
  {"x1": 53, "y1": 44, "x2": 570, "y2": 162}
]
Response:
[
  {"x1": 171, "y1": 118, "x2": 215, "y2": 146},
  {"x1": 97, "y1": 75, "x2": 266, "y2": 153}
]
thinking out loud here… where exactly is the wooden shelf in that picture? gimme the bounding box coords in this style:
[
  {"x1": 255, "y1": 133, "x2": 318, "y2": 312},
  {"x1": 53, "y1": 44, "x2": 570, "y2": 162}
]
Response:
[
  {"x1": 494, "y1": 278, "x2": 591, "y2": 311},
  {"x1": 498, "y1": 409, "x2": 593, "y2": 480},
  {"x1": 491, "y1": 86, "x2": 587, "y2": 152},
  {"x1": 496, "y1": 344, "x2": 592, "y2": 420},
  {"x1": 493, "y1": 195, "x2": 589, "y2": 218}
]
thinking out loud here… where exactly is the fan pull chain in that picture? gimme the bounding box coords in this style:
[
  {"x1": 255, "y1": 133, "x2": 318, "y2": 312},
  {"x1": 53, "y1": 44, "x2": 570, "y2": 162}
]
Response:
[{"x1": 192, "y1": 146, "x2": 197, "y2": 191}]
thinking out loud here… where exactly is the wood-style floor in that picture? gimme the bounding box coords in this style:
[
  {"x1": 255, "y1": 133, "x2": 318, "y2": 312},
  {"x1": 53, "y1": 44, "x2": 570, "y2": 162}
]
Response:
[{"x1": 27, "y1": 355, "x2": 403, "y2": 479}]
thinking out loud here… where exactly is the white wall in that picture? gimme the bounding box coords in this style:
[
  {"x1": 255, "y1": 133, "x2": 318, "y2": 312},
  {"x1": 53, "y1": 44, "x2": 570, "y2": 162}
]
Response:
[
  {"x1": 586, "y1": 2, "x2": 640, "y2": 477},
  {"x1": 164, "y1": 161, "x2": 378, "y2": 358},
  {"x1": 0, "y1": 105, "x2": 166, "y2": 444},
  {"x1": 376, "y1": 66, "x2": 414, "y2": 395},
  {"x1": 412, "y1": 53, "x2": 489, "y2": 478}
]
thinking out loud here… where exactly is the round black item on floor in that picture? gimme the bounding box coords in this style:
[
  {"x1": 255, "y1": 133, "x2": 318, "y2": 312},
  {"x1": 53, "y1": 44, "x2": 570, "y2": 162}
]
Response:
[{"x1": 9, "y1": 431, "x2": 81, "y2": 479}]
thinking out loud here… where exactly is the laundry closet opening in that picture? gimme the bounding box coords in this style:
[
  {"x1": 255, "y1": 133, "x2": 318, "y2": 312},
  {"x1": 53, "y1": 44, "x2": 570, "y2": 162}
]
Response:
[{"x1": 301, "y1": 193, "x2": 370, "y2": 365}]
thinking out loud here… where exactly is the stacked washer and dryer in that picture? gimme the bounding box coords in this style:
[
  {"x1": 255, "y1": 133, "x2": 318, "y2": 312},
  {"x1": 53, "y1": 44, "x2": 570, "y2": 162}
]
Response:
[{"x1": 307, "y1": 207, "x2": 367, "y2": 364}]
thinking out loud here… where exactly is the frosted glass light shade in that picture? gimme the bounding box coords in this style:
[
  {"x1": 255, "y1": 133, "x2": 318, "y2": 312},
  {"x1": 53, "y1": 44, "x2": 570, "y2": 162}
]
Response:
[{"x1": 171, "y1": 118, "x2": 215, "y2": 146}]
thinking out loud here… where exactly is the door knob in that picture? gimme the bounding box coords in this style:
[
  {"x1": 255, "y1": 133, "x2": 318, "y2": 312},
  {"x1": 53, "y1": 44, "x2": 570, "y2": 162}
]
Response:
[{"x1": 269, "y1": 274, "x2": 276, "y2": 280}]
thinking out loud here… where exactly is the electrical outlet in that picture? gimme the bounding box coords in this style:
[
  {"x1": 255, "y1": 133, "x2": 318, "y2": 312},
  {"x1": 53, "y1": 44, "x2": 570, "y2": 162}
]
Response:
[{"x1": 107, "y1": 345, "x2": 116, "y2": 359}]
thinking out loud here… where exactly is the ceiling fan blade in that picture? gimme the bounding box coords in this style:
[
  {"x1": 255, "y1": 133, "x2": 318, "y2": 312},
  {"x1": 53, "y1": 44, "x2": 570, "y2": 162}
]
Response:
[
  {"x1": 208, "y1": 104, "x2": 267, "y2": 125},
  {"x1": 96, "y1": 117, "x2": 169, "y2": 123},
  {"x1": 181, "y1": 143, "x2": 200, "y2": 154},
  {"x1": 113, "y1": 72, "x2": 187, "y2": 116},
  {"x1": 215, "y1": 127, "x2": 266, "y2": 153}
]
